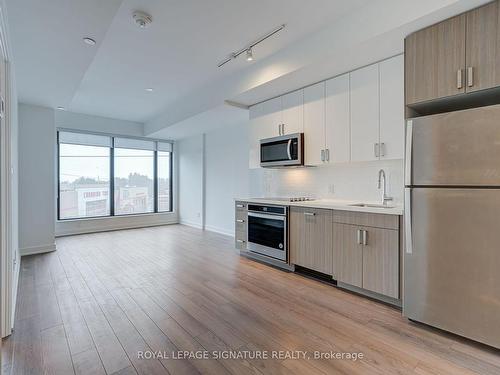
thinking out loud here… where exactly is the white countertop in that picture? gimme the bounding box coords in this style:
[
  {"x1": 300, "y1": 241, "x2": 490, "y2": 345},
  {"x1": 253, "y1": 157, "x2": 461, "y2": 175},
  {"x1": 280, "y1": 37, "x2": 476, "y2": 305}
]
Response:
[{"x1": 235, "y1": 198, "x2": 403, "y2": 215}]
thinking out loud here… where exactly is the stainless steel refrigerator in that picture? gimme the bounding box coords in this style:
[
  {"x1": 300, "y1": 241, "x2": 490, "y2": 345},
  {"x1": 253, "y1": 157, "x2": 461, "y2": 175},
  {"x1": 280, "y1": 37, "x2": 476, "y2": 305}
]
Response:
[{"x1": 404, "y1": 104, "x2": 500, "y2": 349}]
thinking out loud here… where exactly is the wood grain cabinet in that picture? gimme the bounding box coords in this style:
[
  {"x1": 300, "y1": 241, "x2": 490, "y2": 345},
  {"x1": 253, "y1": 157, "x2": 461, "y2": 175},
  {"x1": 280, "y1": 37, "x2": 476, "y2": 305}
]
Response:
[
  {"x1": 405, "y1": 14, "x2": 466, "y2": 105},
  {"x1": 333, "y1": 220, "x2": 399, "y2": 299},
  {"x1": 290, "y1": 207, "x2": 333, "y2": 275},
  {"x1": 466, "y1": 0, "x2": 500, "y2": 93},
  {"x1": 362, "y1": 226, "x2": 399, "y2": 298},
  {"x1": 406, "y1": 0, "x2": 500, "y2": 105},
  {"x1": 333, "y1": 223, "x2": 363, "y2": 286}
]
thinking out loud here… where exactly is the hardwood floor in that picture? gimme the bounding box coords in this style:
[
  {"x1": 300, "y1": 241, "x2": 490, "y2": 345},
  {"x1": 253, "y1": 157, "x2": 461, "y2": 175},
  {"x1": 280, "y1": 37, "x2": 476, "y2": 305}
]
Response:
[{"x1": 2, "y1": 224, "x2": 500, "y2": 374}]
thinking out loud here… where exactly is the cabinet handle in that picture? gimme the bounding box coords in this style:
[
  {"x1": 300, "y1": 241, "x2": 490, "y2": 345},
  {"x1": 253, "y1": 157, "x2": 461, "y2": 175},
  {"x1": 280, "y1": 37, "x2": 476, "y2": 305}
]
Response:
[
  {"x1": 304, "y1": 212, "x2": 315, "y2": 216},
  {"x1": 357, "y1": 229, "x2": 362, "y2": 245},
  {"x1": 325, "y1": 148, "x2": 330, "y2": 162},
  {"x1": 380, "y1": 143, "x2": 386, "y2": 157},
  {"x1": 236, "y1": 204, "x2": 245, "y2": 208},
  {"x1": 362, "y1": 230, "x2": 368, "y2": 246},
  {"x1": 321, "y1": 149, "x2": 325, "y2": 162},
  {"x1": 374, "y1": 143, "x2": 380, "y2": 158},
  {"x1": 457, "y1": 69, "x2": 463, "y2": 89},
  {"x1": 236, "y1": 219, "x2": 245, "y2": 223},
  {"x1": 236, "y1": 239, "x2": 245, "y2": 243},
  {"x1": 467, "y1": 67, "x2": 474, "y2": 87}
]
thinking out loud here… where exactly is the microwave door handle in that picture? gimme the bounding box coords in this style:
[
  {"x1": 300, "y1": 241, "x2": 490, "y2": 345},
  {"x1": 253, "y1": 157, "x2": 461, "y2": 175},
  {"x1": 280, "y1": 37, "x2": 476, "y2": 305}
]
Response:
[{"x1": 287, "y1": 139, "x2": 292, "y2": 160}]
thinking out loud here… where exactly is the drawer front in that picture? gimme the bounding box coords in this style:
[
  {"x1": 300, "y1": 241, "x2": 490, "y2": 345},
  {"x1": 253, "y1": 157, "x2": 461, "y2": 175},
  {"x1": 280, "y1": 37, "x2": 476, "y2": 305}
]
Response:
[
  {"x1": 235, "y1": 230, "x2": 247, "y2": 250},
  {"x1": 235, "y1": 201, "x2": 247, "y2": 211},
  {"x1": 332, "y1": 210, "x2": 399, "y2": 230},
  {"x1": 235, "y1": 219, "x2": 246, "y2": 232},
  {"x1": 235, "y1": 210, "x2": 247, "y2": 220}
]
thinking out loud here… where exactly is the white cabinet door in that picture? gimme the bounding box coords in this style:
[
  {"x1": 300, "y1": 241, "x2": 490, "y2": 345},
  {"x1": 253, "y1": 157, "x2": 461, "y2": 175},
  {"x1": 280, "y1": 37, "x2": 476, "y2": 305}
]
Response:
[
  {"x1": 325, "y1": 73, "x2": 350, "y2": 163},
  {"x1": 248, "y1": 103, "x2": 264, "y2": 169},
  {"x1": 282, "y1": 89, "x2": 303, "y2": 135},
  {"x1": 379, "y1": 55, "x2": 404, "y2": 160},
  {"x1": 350, "y1": 64, "x2": 380, "y2": 162},
  {"x1": 304, "y1": 82, "x2": 326, "y2": 166},
  {"x1": 261, "y1": 96, "x2": 282, "y2": 138}
]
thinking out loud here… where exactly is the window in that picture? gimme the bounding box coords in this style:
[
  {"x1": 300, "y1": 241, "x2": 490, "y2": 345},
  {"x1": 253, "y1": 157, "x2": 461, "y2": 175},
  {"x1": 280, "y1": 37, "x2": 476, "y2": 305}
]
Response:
[
  {"x1": 57, "y1": 131, "x2": 173, "y2": 220},
  {"x1": 157, "y1": 150, "x2": 172, "y2": 212},
  {"x1": 59, "y1": 144, "x2": 110, "y2": 219},
  {"x1": 114, "y1": 148, "x2": 154, "y2": 215}
]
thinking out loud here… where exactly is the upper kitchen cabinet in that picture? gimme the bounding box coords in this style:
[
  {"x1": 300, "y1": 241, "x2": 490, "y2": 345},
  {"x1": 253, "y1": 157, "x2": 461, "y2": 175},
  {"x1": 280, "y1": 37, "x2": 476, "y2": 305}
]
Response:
[
  {"x1": 281, "y1": 89, "x2": 304, "y2": 135},
  {"x1": 350, "y1": 63, "x2": 380, "y2": 162},
  {"x1": 466, "y1": 1, "x2": 500, "y2": 93},
  {"x1": 248, "y1": 102, "x2": 264, "y2": 169},
  {"x1": 351, "y1": 56, "x2": 404, "y2": 162},
  {"x1": 325, "y1": 73, "x2": 350, "y2": 163},
  {"x1": 261, "y1": 96, "x2": 283, "y2": 137},
  {"x1": 405, "y1": 14, "x2": 466, "y2": 105},
  {"x1": 304, "y1": 82, "x2": 326, "y2": 166},
  {"x1": 379, "y1": 55, "x2": 405, "y2": 160}
]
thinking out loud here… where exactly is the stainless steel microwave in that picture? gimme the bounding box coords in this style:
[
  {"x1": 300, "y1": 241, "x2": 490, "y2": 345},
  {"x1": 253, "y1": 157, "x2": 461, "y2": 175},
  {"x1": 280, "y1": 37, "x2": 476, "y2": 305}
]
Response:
[{"x1": 260, "y1": 133, "x2": 304, "y2": 167}]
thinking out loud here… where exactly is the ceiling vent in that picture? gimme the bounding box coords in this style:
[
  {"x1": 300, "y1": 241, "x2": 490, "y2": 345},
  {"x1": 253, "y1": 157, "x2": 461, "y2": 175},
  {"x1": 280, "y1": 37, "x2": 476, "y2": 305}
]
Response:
[{"x1": 132, "y1": 11, "x2": 152, "y2": 29}]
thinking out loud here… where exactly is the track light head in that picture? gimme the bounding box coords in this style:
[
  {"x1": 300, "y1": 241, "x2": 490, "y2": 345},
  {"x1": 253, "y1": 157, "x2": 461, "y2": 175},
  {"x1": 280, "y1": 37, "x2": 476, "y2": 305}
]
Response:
[{"x1": 246, "y1": 48, "x2": 254, "y2": 62}]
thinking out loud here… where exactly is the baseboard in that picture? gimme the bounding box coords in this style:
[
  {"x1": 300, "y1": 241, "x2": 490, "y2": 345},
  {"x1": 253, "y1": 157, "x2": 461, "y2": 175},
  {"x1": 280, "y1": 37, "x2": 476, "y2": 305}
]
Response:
[
  {"x1": 11, "y1": 253, "x2": 20, "y2": 330},
  {"x1": 20, "y1": 243, "x2": 57, "y2": 256},
  {"x1": 179, "y1": 219, "x2": 203, "y2": 229},
  {"x1": 56, "y1": 215, "x2": 179, "y2": 237},
  {"x1": 204, "y1": 224, "x2": 234, "y2": 237}
]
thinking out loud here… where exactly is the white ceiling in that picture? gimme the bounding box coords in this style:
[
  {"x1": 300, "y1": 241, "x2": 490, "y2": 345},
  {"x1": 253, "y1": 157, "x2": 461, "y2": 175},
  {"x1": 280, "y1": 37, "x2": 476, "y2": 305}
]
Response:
[{"x1": 6, "y1": 0, "x2": 371, "y2": 123}]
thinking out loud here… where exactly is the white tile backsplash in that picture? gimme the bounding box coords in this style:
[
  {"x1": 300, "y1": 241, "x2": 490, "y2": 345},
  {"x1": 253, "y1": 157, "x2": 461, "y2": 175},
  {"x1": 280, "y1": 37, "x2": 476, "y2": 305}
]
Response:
[{"x1": 249, "y1": 159, "x2": 404, "y2": 204}]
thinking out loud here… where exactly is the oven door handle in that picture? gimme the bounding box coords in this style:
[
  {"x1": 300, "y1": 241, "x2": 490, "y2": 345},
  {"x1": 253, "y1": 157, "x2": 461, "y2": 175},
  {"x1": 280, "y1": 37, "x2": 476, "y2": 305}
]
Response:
[{"x1": 248, "y1": 212, "x2": 286, "y2": 221}]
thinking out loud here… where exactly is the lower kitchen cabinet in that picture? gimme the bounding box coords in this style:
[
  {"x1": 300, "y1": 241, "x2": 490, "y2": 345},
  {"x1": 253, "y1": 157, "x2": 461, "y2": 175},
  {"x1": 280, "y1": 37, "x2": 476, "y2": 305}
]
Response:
[
  {"x1": 333, "y1": 222, "x2": 399, "y2": 299},
  {"x1": 362, "y1": 226, "x2": 399, "y2": 298},
  {"x1": 333, "y1": 223, "x2": 363, "y2": 287},
  {"x1": 290, "y1": 207, "x2": 333, "y2": 275}
]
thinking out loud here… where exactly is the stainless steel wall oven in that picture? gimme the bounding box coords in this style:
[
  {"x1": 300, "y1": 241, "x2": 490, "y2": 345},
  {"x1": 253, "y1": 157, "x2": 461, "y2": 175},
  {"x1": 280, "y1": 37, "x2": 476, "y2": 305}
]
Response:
[{"x1": 247, "y1": 204, "x2": 287, "y2": 261}]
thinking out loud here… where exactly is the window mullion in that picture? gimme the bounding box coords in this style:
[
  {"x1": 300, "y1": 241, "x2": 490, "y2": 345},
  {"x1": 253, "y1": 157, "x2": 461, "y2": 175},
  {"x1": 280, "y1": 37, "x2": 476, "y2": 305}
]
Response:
[
  {"x1": 154, "y1": 150, "x2": 158, "y2": 213},
  {"x1": 110, "y1": 145, "x2": 115, "y2": 216}
]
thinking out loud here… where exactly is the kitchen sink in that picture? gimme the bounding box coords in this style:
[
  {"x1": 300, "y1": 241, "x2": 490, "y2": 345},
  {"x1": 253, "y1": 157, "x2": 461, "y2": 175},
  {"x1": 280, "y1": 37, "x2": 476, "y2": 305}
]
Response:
[{"x1": 349, "y1": 203, "x2": 396, "y2": 209}]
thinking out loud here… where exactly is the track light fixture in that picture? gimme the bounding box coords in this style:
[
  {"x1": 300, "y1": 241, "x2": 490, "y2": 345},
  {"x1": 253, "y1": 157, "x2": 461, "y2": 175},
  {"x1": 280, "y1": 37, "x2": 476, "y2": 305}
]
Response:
[
  {"x1": 246, "y1": 48, "x2": 254, "y2": 62},
  {"x1": 218, "y1": 24, "x2": 285, "y2": 67}
]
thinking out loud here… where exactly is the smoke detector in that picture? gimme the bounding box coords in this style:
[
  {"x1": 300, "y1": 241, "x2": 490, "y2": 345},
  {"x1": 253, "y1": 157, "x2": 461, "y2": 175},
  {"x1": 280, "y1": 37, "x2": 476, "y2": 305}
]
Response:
[{"x1": 132, "y1": 11, "x2": 152, "y2": 29}]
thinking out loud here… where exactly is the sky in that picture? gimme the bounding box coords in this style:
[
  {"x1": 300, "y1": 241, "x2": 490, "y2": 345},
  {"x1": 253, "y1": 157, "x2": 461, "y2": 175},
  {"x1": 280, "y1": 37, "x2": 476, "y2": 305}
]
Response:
[{"x1": 59, "y1": 144, "x2": 170, "y2": 183}]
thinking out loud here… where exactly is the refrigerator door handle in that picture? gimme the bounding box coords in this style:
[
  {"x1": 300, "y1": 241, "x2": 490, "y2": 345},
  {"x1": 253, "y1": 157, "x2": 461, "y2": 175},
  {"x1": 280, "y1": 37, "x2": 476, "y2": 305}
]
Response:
[
  {"x1": 405, "y1": 120, "x2": 413, "y2": 186},
  {"x1": 404, "y1": 188, "x2": 412, "y2": 254}
]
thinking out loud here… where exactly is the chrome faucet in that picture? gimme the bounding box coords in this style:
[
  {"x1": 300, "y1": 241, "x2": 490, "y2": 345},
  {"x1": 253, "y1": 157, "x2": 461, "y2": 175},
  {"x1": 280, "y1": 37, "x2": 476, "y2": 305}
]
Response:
[{"x1": 378, "y1": 169, "x2": 393, "y2": 206}]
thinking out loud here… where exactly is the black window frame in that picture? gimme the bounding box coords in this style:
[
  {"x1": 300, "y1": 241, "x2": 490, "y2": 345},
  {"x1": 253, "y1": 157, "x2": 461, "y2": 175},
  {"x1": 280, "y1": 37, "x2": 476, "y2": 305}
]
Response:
[
  {"x1": 57, "y1": 130, "x2": 173, "y2": 221},
  {"x1": 156, "y1": 149, "x2": 174, "y2": 213}
]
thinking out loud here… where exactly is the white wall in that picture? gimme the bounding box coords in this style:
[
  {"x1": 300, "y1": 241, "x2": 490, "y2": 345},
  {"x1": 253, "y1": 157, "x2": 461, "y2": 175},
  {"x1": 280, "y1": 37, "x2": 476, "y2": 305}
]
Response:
[
  {"x1": 205, "y1": 124, "x2": 249, "y2": 235},
  {"x1": 178, "y1": 135, "x2": 204, "y2": 228},
  {"x1": 18, "y1": 103, "x2": 56, "y2": 255},
  {"x1": 55, "y1": 110, "x2": 144, "y2": 137}
]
